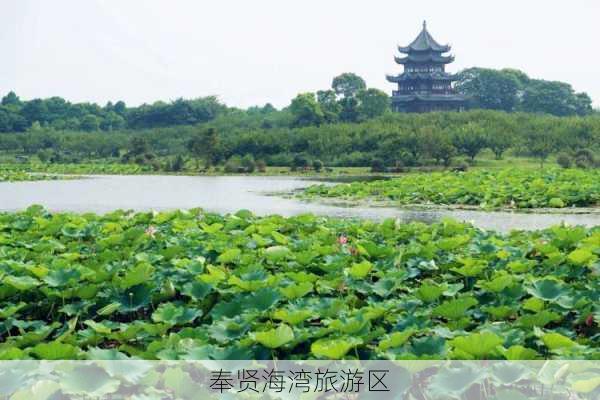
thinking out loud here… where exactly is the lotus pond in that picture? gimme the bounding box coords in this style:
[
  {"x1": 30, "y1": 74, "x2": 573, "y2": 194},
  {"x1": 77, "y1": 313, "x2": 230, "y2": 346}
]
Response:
[
  {"x1": 300, "y1": 168, "x2": 600, "y2": 210},
  {"x1": 0, "y1": 206, "x2": 598, "y2": 360},
  {"x1": 0, "y1": 169, "x2": 72, "y2": 183}
]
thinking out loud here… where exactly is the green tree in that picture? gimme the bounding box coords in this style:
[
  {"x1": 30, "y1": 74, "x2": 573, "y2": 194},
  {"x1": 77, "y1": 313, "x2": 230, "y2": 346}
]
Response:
[
  {"x1": 101, "y1": 112, "x2": 126, "y2": 131},
  {"x1": 338, "y1": 97, "x2": 359, "y2": 123},
  {"x1": 452, "y1": 123, "x2": 488, "y2": 161},
  {"x1": 332, "y1": 73, "x2": 366, "y2": 99},
  {"x1": 187, "y1": 128, "x2": 219, "y2": 169},
  {"x1": 427, "y1": 131, "x2": 456, "y2": 167},
  {"x1": 525, "y1": 129, "x2": 557, "y2": 168},
  {"x1": 520, "y1": 80, "x2": 590, "y2": 116},
  {"x1": 1, "y1": 91, "x2": 21, "y2": 107},
  {"x1": 357, "y1": 88, "x2": 389, "y2": 120},
  {"x1": 289, "y1": 93, "x2": 324, "y2": 127},
  {"x1": 455, "y1": 68, "x2": 521, "y2": 112},
  {"x1": 316, "y1": 90, "x2": 340, "y2": 123},
  {"x1": 80, "y1": 114, "x2": 100, "y2": 131}
]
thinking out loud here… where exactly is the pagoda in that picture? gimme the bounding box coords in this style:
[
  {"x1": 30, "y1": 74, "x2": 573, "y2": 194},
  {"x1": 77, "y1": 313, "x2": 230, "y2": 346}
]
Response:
[{"x1": 387, "y1": 21, "x2": 466, "y2": 113}]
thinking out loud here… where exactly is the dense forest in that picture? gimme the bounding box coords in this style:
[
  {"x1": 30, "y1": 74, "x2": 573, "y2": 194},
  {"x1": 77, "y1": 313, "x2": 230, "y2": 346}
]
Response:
[{"x1": 0, "y1": 68, "x2": 598, "y2": 170}]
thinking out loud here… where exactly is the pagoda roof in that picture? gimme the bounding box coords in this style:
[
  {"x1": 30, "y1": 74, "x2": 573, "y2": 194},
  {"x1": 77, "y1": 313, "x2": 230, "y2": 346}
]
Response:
[
  {"x1": 386, "y1": 72, "x2": 458, "y2": 83},
  {"x1": 391, "y1": 93, "x2": 466, "y2": 103},
  {"x1": 398, "y1": 21, "x2": 451, "y2": 53},
  {"x1": 394, "y1": 53, "x2": 454, "y2": 65}
]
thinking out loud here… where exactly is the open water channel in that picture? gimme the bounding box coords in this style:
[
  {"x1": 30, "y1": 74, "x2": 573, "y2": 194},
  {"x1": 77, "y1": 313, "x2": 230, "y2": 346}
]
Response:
[{"x1": 1, "y1": 175, "x2": 599, "y2": 232}]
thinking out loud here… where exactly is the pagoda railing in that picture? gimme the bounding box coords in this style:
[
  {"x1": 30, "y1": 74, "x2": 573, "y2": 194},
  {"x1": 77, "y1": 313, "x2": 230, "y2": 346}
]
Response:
[{"x1": 393, "y1": 90, "x2": 456, "y2": 96}]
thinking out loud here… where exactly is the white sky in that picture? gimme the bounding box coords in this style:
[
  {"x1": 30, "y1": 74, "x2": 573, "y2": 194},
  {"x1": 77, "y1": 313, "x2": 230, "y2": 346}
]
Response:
[{"x1": 2, "y1": 0, "x2": 599, "y2": 109}]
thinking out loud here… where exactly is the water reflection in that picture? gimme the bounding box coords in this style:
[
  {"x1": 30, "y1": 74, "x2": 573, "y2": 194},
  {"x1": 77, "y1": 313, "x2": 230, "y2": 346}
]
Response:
[{"x1": 0, "y1": 175, "x2": 598, "y2": 232}]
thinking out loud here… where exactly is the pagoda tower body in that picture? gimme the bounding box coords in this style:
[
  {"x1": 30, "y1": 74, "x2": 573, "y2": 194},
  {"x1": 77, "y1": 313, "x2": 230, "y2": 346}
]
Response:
[{"x1": 387, "y1": 21, "x2": 466, "y2": 113}]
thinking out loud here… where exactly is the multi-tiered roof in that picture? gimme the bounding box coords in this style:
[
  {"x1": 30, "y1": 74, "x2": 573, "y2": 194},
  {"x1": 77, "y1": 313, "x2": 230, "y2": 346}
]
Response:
[{"x1": 387, "y1": 21, "x2": 466, "y2": 113}]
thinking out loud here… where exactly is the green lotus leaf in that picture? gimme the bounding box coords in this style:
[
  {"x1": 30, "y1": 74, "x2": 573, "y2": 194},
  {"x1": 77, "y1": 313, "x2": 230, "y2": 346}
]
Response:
[
  {"x1": 151, "y1": 302, "x2": 202, "y2": 326},
  {"x1": 31, "y1": 341, "x2": 80, "y2": 360},
  {"x1": 272, "y1": 307, "x2": 313, "y2": 325},
  {"x1": 60, "y1": 364, "x2": 119, "y2": 396},
  {"x1": 327, "y1": 315, "x2": 369, "y2": 334},
  {"x1": 410, "y1": 336, "x2": 446, "y2": 357},
  {"x1": 42, "y1": 268, "x2": 81, "y2": 287},
  {"x1": 502, "y1": 345, "x2": 540, "y2": 360},
  {"x1": 517, "y1": 310, "x2": 561, "y2": 328},
  {"x1": 86, "y1": 347, "x2": 131, "y2": 360},
  {"x1": 0, "y1": 347, "x2": 26, "y2": 360},
  {"x1": 97, "y1": 302, "x2": 121, "y2": 316},
  {"x1": 209, "y1": 317, "x2": 251, "y2": 343},
  {"x1": 280, "y1": 281, "x2": 313, "y2": 300},
  {"x1": 478, "y1": 272, "x2": 514, "y2": 293},
  {"x1": 311, "y1": 337, "x2": 363, "y2": 359},
  {"x1": 484, "y1": 305, "x2": 516, "y2": 319},
  {"x1": 252, "y1": 324, "x2": 294, "y2": 349},
  {"x1": 217, "y1": 248, "x2": 241, "y2": 263},
  {"x1": 265, "y1": 245, "x2": 292, "y2": 262},
  {"x1": 5, "y1": 275, "x2": 40, "y2": 291},
  {"x1": 449, "y1": 331, "x2": 503, "y2": 359},
  {"x1": 117, "y1": 284, "x2": 152, "y2": 312},
  {"x1": 437, "y1": 234, "x2": 471, "y2": 251},
  {"x1": 432, "y1": 297, "x2": 478, "y2": 320},
  {"x1": 522, "y1": 297, "x2": 545, "y2": 312},
  {"x1": 571, "y1": 374, "x2": 600, "y2": 393},
  {"x1": 378, "y1": 329, "x2": 415, "y2": 351},
  {"x1": 202, "y1": 223, "x2": 223, "y2": 234},
  {"x1": 541, "y1": 332, "x2": 578, "y2": 350},
  {"x1": 0, "y1": 302, "x2": 26, "y2": 319},
  {"x1": 271, "y1": 231, "x2": 288, "y2": 245},
  {"x1": 451, "y1": 258, "x2": 486, "y2": 277},
  {"x1": 416, "y1": 282, "x2": 446, "y2": 302},
  {"x1": 181, "y1": 281, "x2": 212, "y2": 300},
  {"x1": 567, "y1": 248, "x2": 596, "y2": 266},
  {"x1": 84, "y1": 319, "x2": 112, "y2": 334},
  {"x1": 347, "y1": 260, "x2": 373, "y2": 279},
  {"x1": 527, "y1": 279, "x2": 566, "y2": 301},
  {"x1": 490, "y1": 362, "x2": 532, "y2": 384},
  {"x1": 239, "y1": 289, "x2": 275, "y2": 310},
  {"x1": 427, "y1": 364, "x2": 482, "y2": 396}
]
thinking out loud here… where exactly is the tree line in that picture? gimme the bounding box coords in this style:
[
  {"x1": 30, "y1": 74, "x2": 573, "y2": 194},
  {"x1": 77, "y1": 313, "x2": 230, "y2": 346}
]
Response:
[
  {"x1": 0, "y1": 68, "x2": 596, "y2": 135},
  {"x1": 2, "y1": 109, "x2": 598, "y2": 170}
]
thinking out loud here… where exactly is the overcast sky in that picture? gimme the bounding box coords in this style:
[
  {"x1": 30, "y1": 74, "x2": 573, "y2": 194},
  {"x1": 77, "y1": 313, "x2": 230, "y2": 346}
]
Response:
[{"x1": 2, "y1": 0, "x2": 599, "y2": 109}]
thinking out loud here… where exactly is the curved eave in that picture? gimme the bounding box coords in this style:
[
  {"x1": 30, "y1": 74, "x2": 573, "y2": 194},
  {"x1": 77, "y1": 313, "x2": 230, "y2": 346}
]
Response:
[
  {"x1": 394, "y1": 55, "x2": 455, "y2": 64},
  {"x1": 392, "y1": 94, "x2": 467, "y2": 103},
  {"x1": 388, "y1": 72, "x2": 459, "y2": 81},
  {"x1": 398, "y1": 44, "x2": 451, "y2": 54}
]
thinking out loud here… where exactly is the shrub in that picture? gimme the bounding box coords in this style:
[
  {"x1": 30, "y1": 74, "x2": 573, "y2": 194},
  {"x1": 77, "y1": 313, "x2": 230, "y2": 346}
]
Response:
[
  {"x1": 171, "y1": 155, "x2": 185, "y2": 172},
  {"x1": 224, "y1": 155, "x2": 242, "y2": 173},
  {"x1": 256, "y1": 159, "x2": 267, "y2": 173},
  {"x1": 371, "y1": 158, "x2": 385, "y2": 173},
  {"x1": 556, "y1": 152, "x2": 572, "y2": 169},
  {"x1": 241, "y1": 154, "x2": 256, "y2": 173},
  {"x1": 453, "y1": 161, "x2": 469, "y2": 172},
  {"x1": 312, "y1": 159, "x2": 323, "y2": 172},
  {"x1": 293, "y1": 154, "x2": 309, "y2": 170},
  {"x1": 574, "y1": 149, "x2": 595, "y2": 169},
  {"x1": 390, "y1": 160, "x2": 406, "y2": 173},
  {"x1": 36, "y1": 149, "x2": 52, "y2": 163}
]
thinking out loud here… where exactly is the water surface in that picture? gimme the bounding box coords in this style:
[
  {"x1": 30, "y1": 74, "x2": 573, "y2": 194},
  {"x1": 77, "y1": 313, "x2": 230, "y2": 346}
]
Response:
[{"x1": 1, "y1": 175, "x2": 598, "y2": 232}]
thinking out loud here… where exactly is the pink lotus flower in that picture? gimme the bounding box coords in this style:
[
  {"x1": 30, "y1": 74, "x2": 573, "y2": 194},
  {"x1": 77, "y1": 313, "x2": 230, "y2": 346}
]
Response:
[
  {"x1": 338, "y1": 235, "x2": 348, "y2": 245},
  {"x1": 145, "y1": 225, "x2": 158, "y2": 238}
]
